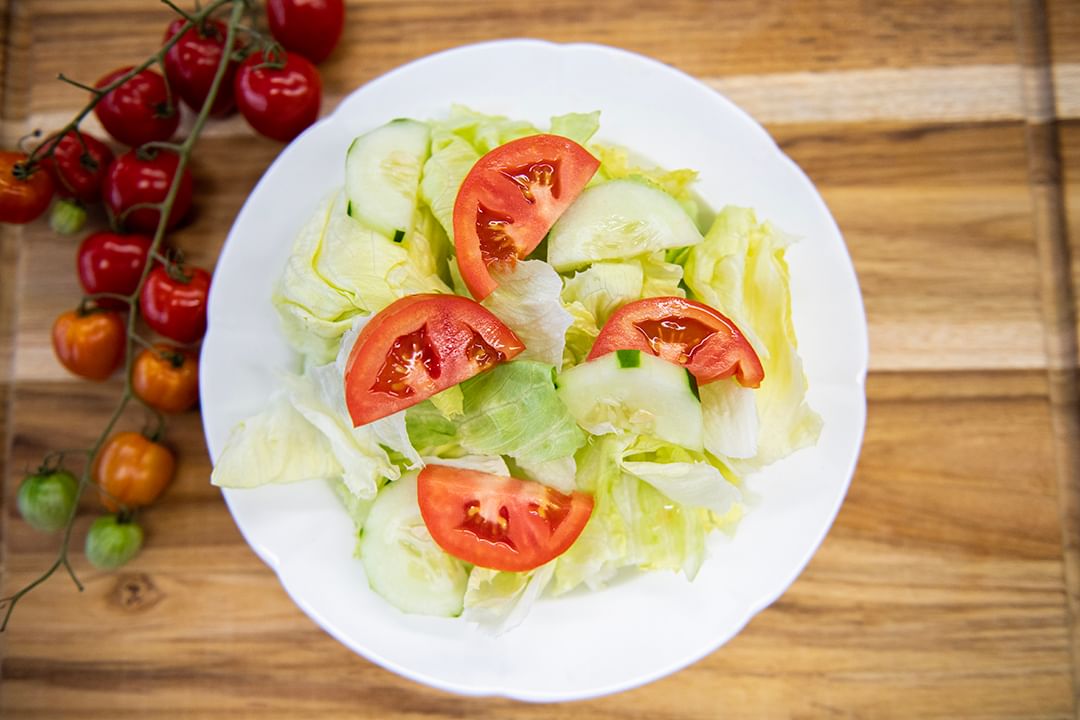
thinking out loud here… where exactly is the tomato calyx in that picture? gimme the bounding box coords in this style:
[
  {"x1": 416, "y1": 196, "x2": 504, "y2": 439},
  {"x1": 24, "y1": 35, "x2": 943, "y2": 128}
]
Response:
[{"x1": 11, "y1": 159, "x2": 39, "y2": 182}]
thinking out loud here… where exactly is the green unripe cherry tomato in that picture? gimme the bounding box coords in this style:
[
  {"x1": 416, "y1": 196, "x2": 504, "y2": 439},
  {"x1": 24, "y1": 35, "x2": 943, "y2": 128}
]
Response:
[
  {"x1": 17, "y1": 470, "x2": 78, "y2": 532},
  {"x1": 85, "y1": 515, "x2": 143, "y2": 569}
]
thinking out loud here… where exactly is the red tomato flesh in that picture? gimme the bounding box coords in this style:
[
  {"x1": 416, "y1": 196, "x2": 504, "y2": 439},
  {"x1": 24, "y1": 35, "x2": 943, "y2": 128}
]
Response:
[
  {"x1": 344, "y1": 294, "x2": 525, "y2": 426},
  {"x1": 588, "y1": 296, "x2": 765, "y2": 388},
  {"x1": 452, "y1": 134, "x2": 599, "y2": 300},
  {"x1": 418, "y1": 465, "x2": 594, "y2": 572}
]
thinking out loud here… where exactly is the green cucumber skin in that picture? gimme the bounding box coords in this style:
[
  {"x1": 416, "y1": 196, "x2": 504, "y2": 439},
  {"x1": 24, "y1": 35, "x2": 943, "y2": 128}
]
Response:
[{"x1": 616, "y1": 349, "x2": 641, "y2": 368}]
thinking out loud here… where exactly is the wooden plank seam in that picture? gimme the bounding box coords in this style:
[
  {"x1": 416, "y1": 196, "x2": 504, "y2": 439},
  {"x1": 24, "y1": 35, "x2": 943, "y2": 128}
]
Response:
[{"x1": 1013, "y1": 1, "x2": 1080, "y2": 716}]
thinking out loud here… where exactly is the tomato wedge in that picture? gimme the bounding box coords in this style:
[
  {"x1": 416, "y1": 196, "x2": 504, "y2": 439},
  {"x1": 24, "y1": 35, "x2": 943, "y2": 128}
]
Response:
[
  {"x1": 453, "y1": 134, "x2": 599, "y2": 300},
  {"x1": 417, "y1": 464, "x2": 593, "y2": 572},
  {"x1": 344, "y1": 294, "x2": 525, "y2": 426},
  {"x1": 588, "y1": 296, "x2": 765, "y2": 388}
]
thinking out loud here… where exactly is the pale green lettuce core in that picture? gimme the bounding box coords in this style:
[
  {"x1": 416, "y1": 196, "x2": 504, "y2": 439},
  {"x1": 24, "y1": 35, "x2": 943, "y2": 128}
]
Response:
[{"x1": 684, "y1": 206, "x2": 822, "y2": 469}]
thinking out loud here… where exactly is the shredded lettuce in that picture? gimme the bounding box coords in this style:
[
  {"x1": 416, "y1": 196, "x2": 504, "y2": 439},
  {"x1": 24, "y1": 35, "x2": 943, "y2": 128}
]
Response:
[{"x1": 685, "y1": 207, "x2": 821, "y2": 468}]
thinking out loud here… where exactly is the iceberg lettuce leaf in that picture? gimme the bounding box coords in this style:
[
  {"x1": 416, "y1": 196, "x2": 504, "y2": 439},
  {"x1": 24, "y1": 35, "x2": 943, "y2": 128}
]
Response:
[
  {"x1": 685, "y1": 206, "x2": 821, "y2": 468},
  {"x1": 457, "y1": 360, "x2": 585, "y2": 464},
  {"x1": 210, "y1": 395, "x2": 343, "y2": 488},
  {"x1": 463, "y1": 562, "x2": 556, "y2": 635},
  {"x1": 549, "y1": 111, "x2": 600, "y2": 146},
  {"x1": 552, "y1": 436, "x2": 712, "y2": 594},
  {"x1": 484, "y1": 260, "x2": 574, "y2": 370}
]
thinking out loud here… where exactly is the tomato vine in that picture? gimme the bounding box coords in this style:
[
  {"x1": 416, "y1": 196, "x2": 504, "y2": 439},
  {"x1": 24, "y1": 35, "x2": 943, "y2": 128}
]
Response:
[{"x1": 0, "y1": 0, "x2": 248, "y2": 631}]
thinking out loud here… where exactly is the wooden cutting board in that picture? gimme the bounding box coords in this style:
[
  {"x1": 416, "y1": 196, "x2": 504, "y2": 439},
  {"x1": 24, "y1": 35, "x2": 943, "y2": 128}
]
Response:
[{"x1": 2, "y1": 0, "x2": 1078, "y2": 716}]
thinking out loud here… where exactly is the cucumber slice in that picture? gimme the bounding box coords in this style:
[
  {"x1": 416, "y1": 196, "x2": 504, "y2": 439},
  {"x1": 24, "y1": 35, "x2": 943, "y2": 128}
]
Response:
[
  {"x1": 345, "y1": 119, "x2": 431, "y2": 239},
  {"x1": 547, "y1": 179, "x2": 703, "y2": 271},
  {"x1": 358, "y1": 472, "x2": 469, "y2": 617},
  {"x1": 556, "y1": 352, "x2": 703, "y2": 451}
]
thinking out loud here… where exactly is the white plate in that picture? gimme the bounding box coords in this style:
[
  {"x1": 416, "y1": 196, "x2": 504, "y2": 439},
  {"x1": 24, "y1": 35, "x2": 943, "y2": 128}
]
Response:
[{"x1": 200, "y1": 39, "x2": 868, "y2": 702}]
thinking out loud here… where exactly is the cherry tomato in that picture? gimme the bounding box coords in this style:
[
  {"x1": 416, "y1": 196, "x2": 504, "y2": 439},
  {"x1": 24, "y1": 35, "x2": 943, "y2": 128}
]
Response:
[
  {"x1": 0, "y1": 151, "x2": 54, "y2": 224},
  {"x1": 139, "y1": 265, "x2": 210, "y2": 343},
  {"x1": 588, "y1": 296, "x2": 764, "y2": 387},
  {"x1": 51, "y1": 308, "x2": 126, "y2": 381},
  {"x1": 453, "y1": 134, "x2": 599, "y2": 300},
  {"x1": 163, "y1": 18, "x2": 238, "y2": 116},
  {"x1": 85, "y1": 515, "x2": 144, "y2": 569},
  {"x1": 93, "y1": 432, "x2": 175, "y2": 511},
  {"x1": 77, "y1": 231, "x2": 153, "y2": 309},
  {"x1": 344, "y1": 294, "x2": 525, "y2": 426},
  {"x1": 38, "y1": 131, "x2": 114, "y2": 203},
  {"x1": 17, "y1": 470, "x2": 78, "y2": 532},
  {"x1": 418, "y1": 465, "x2": 593, "y2": 572},
  {"x1": 266, "y1": 0, "x2": 344, "y2": 64},
  {"x1": 133, "y1": 344, "x2": 199, "y2": 413},
  {"x1": 103, "y1": 150, "x2": 193, "y2": 234},
  {"x1": 93, "y1": 67, "x2": 179, "y2": 147},
  {"x1": 234, "y1": 50, "x2": 321, "y2": 142}
]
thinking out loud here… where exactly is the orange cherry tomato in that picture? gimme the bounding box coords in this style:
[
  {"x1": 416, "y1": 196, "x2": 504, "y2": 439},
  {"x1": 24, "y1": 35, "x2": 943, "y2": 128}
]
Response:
[
  {"x1": 132, "y1": 344, "x2": 199, "y2": 413},
  {"x1": 51, "y1": 309, "x2": 126, "y2": 381},
  {"x1": 0, "y1": 151, "x2": 54, "y2": 224},
  {"x1": 93, "y1": 432, "x2": 176, "y2": 511}
]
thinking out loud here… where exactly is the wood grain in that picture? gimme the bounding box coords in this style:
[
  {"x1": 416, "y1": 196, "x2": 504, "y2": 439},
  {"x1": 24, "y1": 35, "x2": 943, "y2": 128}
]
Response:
[
  {"x1": 2, "y1": 0, "x2": 1079, "y2": 717},
  {"x1": 1015, "y1": 2, "x2": 1080, "y2": 711}
]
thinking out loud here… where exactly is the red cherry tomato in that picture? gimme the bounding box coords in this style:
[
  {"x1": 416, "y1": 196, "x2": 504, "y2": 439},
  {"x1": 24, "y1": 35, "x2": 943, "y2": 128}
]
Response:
[
  {"x1": 0, "y1": 151, "x2": 54, "y2": 224},
  {"x1": 588, "y1": 296, "x2": 765, "y2": 388},
  {"x1": 51, "y1": 308, "x2": 126, "y2": 381},
  {"x1": 344, "y1": 294, "x2": 525, "y2": 426},
  {"x1": 163, "y1": 18, "x2": 238, "y2": 116},
  {"x1": 139, "y1": 265, "x2": 211, "y2": 343},
  {"x1": 418, "y1": 464, "x2": 594, "y2": 572},
  {"x1": 38, "y1": 131, "x2": 114, "y2": 203},
  {"x1": 103, "y1": 150, "x2": 193, "y2": 234},
  {"x1": 266, "y1": 0, "x2": 344, "y2": 64},
  {"x1": 234, "y1": 50, "x2": 321, "y2": 142},
  {"x1": 453, "y1": 134, "x2": 599, "y2": 300},
  {"x1": 77, "y1": 231, "x2": 153, "y2": 309},
  {"x1": 93, "y1": 67, "x2": 179, "y2": 147}
]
